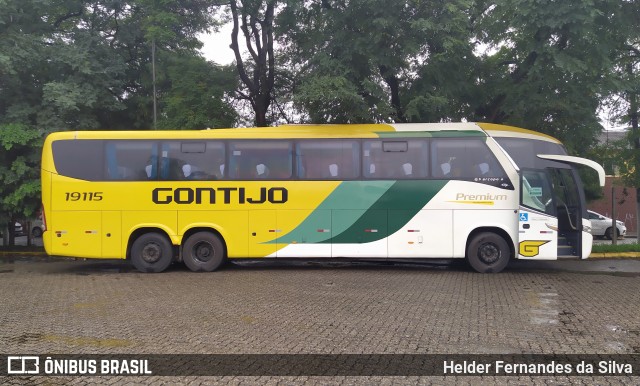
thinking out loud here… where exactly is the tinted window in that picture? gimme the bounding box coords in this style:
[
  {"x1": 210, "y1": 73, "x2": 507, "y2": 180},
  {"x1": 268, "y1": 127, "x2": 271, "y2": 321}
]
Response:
[
  {"x1": 106, "y1": 141, "x2": 157, "y2": 180},
  {"x1": 431, "y1": 138, "x2": 506, "y2": 179},
  {"x1": 52, "y1": 140, "x2": 104, "y2": 180},
  {"x1": 228, "y1": 141, "x2": 292, "y2": 179},
  {"x1": 159, "y1": 141, "x2": 225, "y2": 180},
  {"x1": 296, "y1": 140, "x2": 360, "y2": 179},
  {"x1": 363, "y1": 140, "x2": 428, "y2": 179}
]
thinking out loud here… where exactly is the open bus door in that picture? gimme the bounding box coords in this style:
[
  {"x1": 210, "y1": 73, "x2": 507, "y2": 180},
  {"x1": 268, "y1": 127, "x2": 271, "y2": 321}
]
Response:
[
  {"x1": 548, "y1": 168, "x2": 583, "y2": 258},
  {"x1": 518, "y1": 155, "x2": 605, "y2": 260},
  {"x1": 518, "y1": 170, "x2": 558, "y2": 259}
]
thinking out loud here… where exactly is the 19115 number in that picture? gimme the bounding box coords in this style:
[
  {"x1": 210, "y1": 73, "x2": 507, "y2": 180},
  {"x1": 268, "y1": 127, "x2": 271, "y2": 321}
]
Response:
[{"x1": 65, "y1": 192, "x2": 103, "y2": 201}]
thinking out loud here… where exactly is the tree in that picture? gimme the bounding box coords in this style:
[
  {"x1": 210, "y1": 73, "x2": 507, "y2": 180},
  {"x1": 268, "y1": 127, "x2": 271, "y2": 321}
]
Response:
[
  {"x1": 0, "y1": 0, "x2": 69, "y2": 245},
  {"x1": 0, "y1": 0, "x2": 232, "y2": 244},
  {"x1": 0, "y1": 124, "x2": 42, "y2": 246},
  {"x1": 277, "y1": 0, "x2": 476, "y2": 123},
  {"x1": 227, "y1": 0, "x2": 278, "y2": 127},
  {"x1": 473, "y1": 0, "x2": 621, "y2": 155},
  {"x1": 155, "y1": 54, "x2": 238, "y2": 129}
]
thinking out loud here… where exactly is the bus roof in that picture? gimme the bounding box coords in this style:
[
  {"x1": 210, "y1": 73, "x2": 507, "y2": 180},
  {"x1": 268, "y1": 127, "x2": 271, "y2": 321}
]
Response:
[{"x1": 44, "y1": 122, "x2": 562, "y2": 143}]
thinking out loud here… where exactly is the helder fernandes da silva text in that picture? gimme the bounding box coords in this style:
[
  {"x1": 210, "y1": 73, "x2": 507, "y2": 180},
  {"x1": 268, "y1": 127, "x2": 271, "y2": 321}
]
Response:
[{"x1": 444, "y1": 360, "x2": 633, "y2": 375}]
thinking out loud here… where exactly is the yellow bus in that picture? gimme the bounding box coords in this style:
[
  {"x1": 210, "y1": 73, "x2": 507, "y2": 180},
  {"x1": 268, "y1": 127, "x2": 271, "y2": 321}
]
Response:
[{"x1": 40, "y1": 123, "x2": 604, "y2": 273}]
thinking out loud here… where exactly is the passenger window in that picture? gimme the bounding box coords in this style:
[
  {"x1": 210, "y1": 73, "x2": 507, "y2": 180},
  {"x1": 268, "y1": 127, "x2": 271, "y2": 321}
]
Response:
[
  {"x1": 363, "y1": 140, "x2": 428, "y2": 179},
  {"x1": 159, "y1": 141, "x2": 226, "y2": 180},
  {"x1": 106, "y1": 141, "x2": 157, "y2": 180},
  {"x1": 431, "y1": 139, "x2": 506, "y2": 179},
  {"x1": 228, "y1": 141, "x2": 292, "y2": 179},
  {"x1": 52, "y1": 140, "x2": 104, "y2": 181},
  {"x1": 296, "y1": 140, "x2": 360, "y2": 179}
]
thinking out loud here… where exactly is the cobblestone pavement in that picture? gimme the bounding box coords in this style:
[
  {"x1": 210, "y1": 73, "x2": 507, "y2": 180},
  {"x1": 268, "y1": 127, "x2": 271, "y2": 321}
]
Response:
[{"x1": 1, "y1": 256, "x2": 639, "y2": 385}]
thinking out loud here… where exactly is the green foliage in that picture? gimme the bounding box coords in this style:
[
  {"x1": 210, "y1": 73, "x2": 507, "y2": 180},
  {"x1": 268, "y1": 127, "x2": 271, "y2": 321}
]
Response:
[
  {"x1": 156, "y1": 54, "x2": 238, "y2": 129},
  {"x1": 1, "y1": 0, "x2": 639, "y2": 237},
  {"x1": 0, "y1": 124, "x2": 43, "y2": 235},
  {"x1": 601, "y1": 131, "x2": 640, "y2": 189},
  {"x1": 592, "y1": 244, "x2": 640, "y2": 253},
  {"x1": 473, "y1": 0, "x2": 621, "y2": 155},
  {"x1": 279, "y1": 0, "x2": 477, "y2": 123},
  {"x1": 0, "y1": 0, "x2": 233, "y2": 244}
]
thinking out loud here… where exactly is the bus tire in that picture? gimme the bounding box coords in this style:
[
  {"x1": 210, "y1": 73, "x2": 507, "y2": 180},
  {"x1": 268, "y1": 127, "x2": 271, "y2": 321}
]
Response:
[
  {"x1": 466, "y1": 232, "x2": 510, "y2": 273},
  {"x1": 182, "y1": 232, "x2": 226, "y2": 272},
  {"x1": 131, "y1": 233, "x2": 173, "y2": 273}
]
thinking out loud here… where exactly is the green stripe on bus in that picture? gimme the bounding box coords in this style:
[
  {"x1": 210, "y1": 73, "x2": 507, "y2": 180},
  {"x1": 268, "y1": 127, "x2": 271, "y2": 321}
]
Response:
[
  {"x1": 327, "y1": 180, "x2": 447, "y2": 244},
  {"x1": 270, "y1": 181, "x2": 395, "y2": 244}
]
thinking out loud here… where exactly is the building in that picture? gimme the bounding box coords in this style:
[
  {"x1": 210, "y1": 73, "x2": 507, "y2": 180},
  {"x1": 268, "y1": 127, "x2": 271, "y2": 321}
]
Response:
[{"x1": 588, "y1": 129, "x2": 636, "y2": 235}]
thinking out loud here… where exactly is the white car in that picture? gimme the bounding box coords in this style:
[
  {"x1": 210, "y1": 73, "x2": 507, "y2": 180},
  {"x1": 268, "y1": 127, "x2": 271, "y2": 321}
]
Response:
[
  {"x1": 31, "y1": 219, "x2": 44, "y2": 237},
  {"x1": 588, "y1": 210, "x2": 626, "y2": 240}
]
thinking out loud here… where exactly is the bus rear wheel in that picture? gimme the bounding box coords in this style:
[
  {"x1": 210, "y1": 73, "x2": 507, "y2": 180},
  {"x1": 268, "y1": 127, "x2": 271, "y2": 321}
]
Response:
[
  {"x1": 182, "y1": 232, "x2": 226, "y2": 272},
  {"x1": 131, "y1": 233, "x2": 173, "y2": 273},
  {"x1": 466, "y1": 232, "x2": 510, "y2": 273}
]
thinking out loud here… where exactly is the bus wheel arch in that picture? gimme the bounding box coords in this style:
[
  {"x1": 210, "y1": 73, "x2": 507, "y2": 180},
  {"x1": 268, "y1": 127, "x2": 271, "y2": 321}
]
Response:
[
  {"x1": 128, "y1": 229, "x2": 174, "y2": 273},
  {"x1": 181, "y1": 228, "x2": 227, "y2": 272},
  {"x1": 465, "y1": 228, "x2": 514, "y2": 273}
]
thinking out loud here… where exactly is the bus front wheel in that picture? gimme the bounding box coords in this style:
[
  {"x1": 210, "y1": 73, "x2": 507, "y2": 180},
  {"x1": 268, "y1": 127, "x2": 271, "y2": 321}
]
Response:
[
  {"x1": 131, "y1": 233, "x2": 173, "y2": 273},
  {"x1": 182, "y1": 232, "x2": 226, "y2": 272},
  {"x1": 466, "y1": 232, "x2": 510, "y2": 273}
]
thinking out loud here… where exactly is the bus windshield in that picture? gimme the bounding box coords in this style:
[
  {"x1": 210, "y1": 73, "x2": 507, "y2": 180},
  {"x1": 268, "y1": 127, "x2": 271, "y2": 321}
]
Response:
[{"x1": 494, "y1": 138, "x2": 569, "y2": 169}]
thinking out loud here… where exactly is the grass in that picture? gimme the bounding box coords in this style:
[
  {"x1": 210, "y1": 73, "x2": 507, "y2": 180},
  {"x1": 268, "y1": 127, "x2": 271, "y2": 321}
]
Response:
[{"x1": 591, "y1": 243, "x2": 640, "y2": 253}]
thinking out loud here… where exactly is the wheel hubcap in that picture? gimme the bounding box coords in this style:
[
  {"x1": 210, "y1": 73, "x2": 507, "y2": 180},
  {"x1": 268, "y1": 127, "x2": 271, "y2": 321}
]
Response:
[
  {"x1": 142, "y1": 243, "x2": 162, "y2": 263},
  {"x1": 478, "y1": 242, "x2": 500, "y2": 264},
  {"x1": 193, "y1": 241, "x2": 214, "y2": 263}
]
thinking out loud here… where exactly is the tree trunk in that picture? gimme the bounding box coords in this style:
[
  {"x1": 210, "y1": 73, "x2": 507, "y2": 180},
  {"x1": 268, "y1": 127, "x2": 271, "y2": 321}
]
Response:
[
  {"x1": 379, "y1": 65, "x2": 406, "y2": 123},
  {"x1": 7, "y1": 220, "x2": 15, "y2": 247},
  {"x1": 229, "y1": 0, "x2": 276, "y2": 128},
  {"x1": 254, "y1": 97, "x2": 268, "y2": 127}
]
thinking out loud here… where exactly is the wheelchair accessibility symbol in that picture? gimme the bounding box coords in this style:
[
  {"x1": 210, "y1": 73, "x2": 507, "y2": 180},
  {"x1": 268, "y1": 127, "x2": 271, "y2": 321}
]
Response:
[{"x1": 519, "y1": 213, "x2": 528, "y2": 221}]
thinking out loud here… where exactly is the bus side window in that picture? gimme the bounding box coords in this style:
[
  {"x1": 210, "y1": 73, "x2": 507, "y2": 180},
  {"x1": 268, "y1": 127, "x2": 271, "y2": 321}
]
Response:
[
  {"x1": 297, "y1": 140, "x2": 360, "y2": 180},
  {"x1": 229, "y1": 140, "x2": 292, "y2": 180},
  {"x1": 431, "y1": 138, "x2": 505, "y2": 180},
  {"x1": 363, "y1": 140, "x2": 427, "y2": 179},
  {"x1": 106, "y1": 141, "x2": 156, "y2": 180},
  {"x1": 156, "y1": 141, "x2": 225, "y2": 180}
]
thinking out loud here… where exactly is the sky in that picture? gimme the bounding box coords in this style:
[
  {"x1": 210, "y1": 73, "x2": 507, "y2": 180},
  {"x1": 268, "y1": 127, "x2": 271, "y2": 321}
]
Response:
[{"x1": 198, "y1": 23, "x2": 236, "y2": 65}]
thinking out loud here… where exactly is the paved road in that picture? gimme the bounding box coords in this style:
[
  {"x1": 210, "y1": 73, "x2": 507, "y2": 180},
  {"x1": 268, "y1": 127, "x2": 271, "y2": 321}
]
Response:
[{"x1": 1, "y1": 256, "x2": 638, "y2": 384}]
